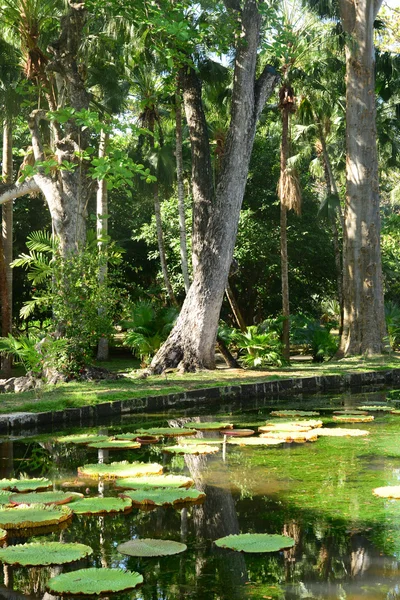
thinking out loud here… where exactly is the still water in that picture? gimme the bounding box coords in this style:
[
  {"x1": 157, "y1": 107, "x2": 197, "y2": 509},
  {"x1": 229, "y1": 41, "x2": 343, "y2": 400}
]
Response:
[{"x1": 0, "y1": 387, "x2": 400, "y2": 600}]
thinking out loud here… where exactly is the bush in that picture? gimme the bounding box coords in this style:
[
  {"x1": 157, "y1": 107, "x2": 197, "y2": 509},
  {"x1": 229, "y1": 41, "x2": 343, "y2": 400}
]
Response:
[
  {"x1": 385, "y1": 301, "x2": 400, "y2": 349},
  {"x1": 228, "y1": 321, "x2": 285, "y2": 368},
  {"x1": 290, "y1": 314, "x2": 338, "y2": 362}
]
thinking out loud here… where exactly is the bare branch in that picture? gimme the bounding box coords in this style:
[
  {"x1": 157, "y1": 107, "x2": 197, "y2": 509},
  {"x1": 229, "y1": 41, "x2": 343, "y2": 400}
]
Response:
[
  {"x1": 254, "y1": 64, "x2": 280, "y2": 120},
  {"x1": 0, "y1": 179, "x2": 40, "y2": 205},
  {"x1": 28, "y1": 109, "x2": 48, "y2": 162}
]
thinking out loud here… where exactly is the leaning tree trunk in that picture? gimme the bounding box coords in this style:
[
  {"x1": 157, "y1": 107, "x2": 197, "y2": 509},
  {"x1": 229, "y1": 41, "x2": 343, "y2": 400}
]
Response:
[
  {"x1": 149, "y1": 0, "x2": 279, "y2": 373},
  {"x1": 338, "y1": 0, "x2": 387, "y2": 355},
  {"x1": 0, "y1": 119, "x2": 13, "y2": 376},
  {"x1": 175, "y1": 79, "x2": 190, "y2": 293},
  {"x1": 97, "y1": 129, "x2": 109, "y2": 361}
]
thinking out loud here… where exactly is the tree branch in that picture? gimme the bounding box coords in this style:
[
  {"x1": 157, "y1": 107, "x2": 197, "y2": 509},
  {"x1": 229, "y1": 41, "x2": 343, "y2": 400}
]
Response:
[
  {"x1": 0, "y1": 179, "x2": 40, "y2": 205},
  {"x1": 28, "y1": 109, "x2": 48, "y2": 162},
  {"x1": 254, "y1": 64, "x2": 280, "y2": 120},
  {"x1": 222, "y1": 0, "x2": 241, "y2": 12}
]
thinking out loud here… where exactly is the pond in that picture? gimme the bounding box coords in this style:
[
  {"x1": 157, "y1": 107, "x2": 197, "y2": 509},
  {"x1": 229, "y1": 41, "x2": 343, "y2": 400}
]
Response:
[{"x1": 0, "y1": 387, "x2": 399, "y2": 599}]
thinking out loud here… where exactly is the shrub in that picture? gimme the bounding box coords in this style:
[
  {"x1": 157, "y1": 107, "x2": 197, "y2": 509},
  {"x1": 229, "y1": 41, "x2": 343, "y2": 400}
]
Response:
[{"x1": 291, "y1": 314, "x2": 338, "y2": 362}]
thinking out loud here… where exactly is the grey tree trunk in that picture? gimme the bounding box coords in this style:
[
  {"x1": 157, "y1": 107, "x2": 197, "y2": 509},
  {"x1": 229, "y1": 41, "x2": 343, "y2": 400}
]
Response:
[
  {"x1": 97, "y1": 129, "x2": 109, "y2": 361},
  {"x1": 338, "y1": 0, "x2": 387, "y2": 355},
  {"x1": 175, "y1": 83, "x2": 190, "y2": 293},
  {"x1": 149, "y1": 0, "x2": 279, "y2": 373},
  {"x1": 280, "y1": 105, "x2": 290, "y2": 362},
  {"x1": 154, "y1": 184, "x2": 178, "y2": 305},
  {"x1": 1, "y1": 120, "x2": 13, "y2": 376}
]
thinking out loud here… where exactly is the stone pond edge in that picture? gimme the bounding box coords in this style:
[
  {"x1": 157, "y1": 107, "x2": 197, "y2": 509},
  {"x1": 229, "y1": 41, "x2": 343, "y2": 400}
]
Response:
[{"x1": 1, "y1": 368, "x2": 400, "y2": 435}]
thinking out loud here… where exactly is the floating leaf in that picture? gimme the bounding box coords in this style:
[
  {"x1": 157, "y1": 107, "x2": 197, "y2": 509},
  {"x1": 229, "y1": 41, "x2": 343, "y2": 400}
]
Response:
[
  {"x1": 163, "y1": 445, "x2": 219, "y2": 455},
  {"x1": 9, "y1": 491, "x2": 81, "y2": 506},
  {"x1": 0, "y1": 542, "x2": 93, "y2": 566},
  {"x1": 178, "y1": 437, "x2": 223, "y2": 445},
  {"x1": 0, "y1": 505, "x2": 72, "y2": 529},
  {"x1": 333, "y1": 410, "x2": 368, "y2": 415},
  {"x1": 390, "y1": 410, "x2": 400, "y2": 415},
  {"x1": 47, "y1": 568, "x2": 143, "y2": 595},
  {"x1": 69, "y1": 496, "x2": 132, "y2": 514},
  {"x1": 87, "y1": 439, "x2": 141, "y2": 449},
  {"x1": 270, "y1": 410, "x2": 320, "y2": 417},
  {"x1": 114, "y1": 475, "x2": 194, "y2": 490},
  {"x1": 78, "y1": 461, "x2": 163, "y2": 479},
  {"x1": 373, "y1": 486, "x2": 400, "y2": 498},
  {"x1": 227, "y1": 437, "x2": 285, "y2": 446},
  {"x1": 113, "y1": 433, "x2": 138, "y2": 440},
  {"x1": 190, "y1": 422, "x2": 233, "y2": 430},
  {"x1": 214, "y1": 533, "x2": 295, "y2": 553},
  {"x1": 56, "y1": 434, "x2": 108, "y2": 445},
  {"x1": 332, "y1": 415, "x2": 374, "y2": 423},
  {"x1": 0, "y1": 492, "x2": 11, "y2": 505},
  {"x1": 136, "y1": 427, "x2": 196, "y2": 437},
  {"x1": 117, "y1": 538, "x2": 187, "y2": 557},
  {"x1": 221, "y1": 429, "x2": 255, "y2": 437},
  {"x1": 0, "y1": 528, "x2": 6, "y2": 542},
  {"x1": 120, "y1": 488, "x2": 205, "y2": 507},
  {"x1": 260, "y1": 430, "x2": 318, "y2": 442},
  {"x1": 357, "y1": 405, "x2": 395, "y2": 412},
  {"x1": 0, "y1": 478, "x2": 52, "y2": 492},
  {"x1": 259, "y1": 420, "x2": 322, "y2": 432},
  {"x1": 316, "y1": 428, "x2": 370, "y2": 437}
]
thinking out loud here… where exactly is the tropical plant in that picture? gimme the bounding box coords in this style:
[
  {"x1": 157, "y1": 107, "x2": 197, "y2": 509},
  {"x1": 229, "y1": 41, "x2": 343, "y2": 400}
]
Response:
[
  {"x1": 290, "y1": 314, "x2": 338, "y2": 362},
  {"x1": 384, "y1": 300, "x2": 400, "y2": 349},
  {"x1": 230, "y1": 323, "x2": 285, "y2": 368}
]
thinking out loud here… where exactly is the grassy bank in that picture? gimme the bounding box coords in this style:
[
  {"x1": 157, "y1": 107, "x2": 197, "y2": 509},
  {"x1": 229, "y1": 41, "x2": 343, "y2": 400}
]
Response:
[{"x1": 1, "y1": 354, "x2": 400, "y2": 415}]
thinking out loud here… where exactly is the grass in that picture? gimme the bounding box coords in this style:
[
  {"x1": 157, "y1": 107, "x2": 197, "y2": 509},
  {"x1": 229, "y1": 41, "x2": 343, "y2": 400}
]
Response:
[{"x1": 0, "y1": 353, "x2": 400, "y2": 415}]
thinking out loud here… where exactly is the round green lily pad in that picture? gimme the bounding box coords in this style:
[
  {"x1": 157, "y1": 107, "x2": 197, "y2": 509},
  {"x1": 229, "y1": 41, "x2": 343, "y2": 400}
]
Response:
[
  {"x1": 120, "y1": 488, "x2": 205, "y2": 507},
  {"x1": 390, "y1": 409, "x2": 400, "y2": 415},
  {"x1": 56, "y1": 434, "x2": 109, "y2": 445},
  {"x1": 332, "y1": 415, "x2": 374, "y2": 423},
  {"x1": 316, "y1": 427, "x2": 370, "y2": 437},
  {"x1": 9, "y1": 491, "x2": 80, "y2": 506},
  {"x1": 78, "y1": 461, "x2": 163, "y2": 479},
  {"x1": 69, "y1": 496, "x2": 133, "y2": 515},
  {"x1": 114, "y1": 475, "x2": 194, "y2": 490},
  {"x1": 259, "y1": 422, "x2": 313, "y2": 433},
  {"x1": 190, "y1": 422, "x2": 233, "y2": 430},
  {"x1": 0, "y1": 528, "x2": 6, "y2": 542},
  {"x1": 227, "y1": 437, "x2": 285, "y2": 446},
  {"x1": 0, "y1": 478, "x2": 52, "y2": 493},
  {"x1": 0, "y1": 505, "x2": 72, "y2": 529},
  {"x1": 357, "y1": 405, "x2": 395, "y2": 412},
  {"x1": 260, "y1": 430, "x2": 318, "y2": 442},
  {"x1": 47, "y1": 568, "x2": 143, "y2": 595},
  {"x1": 136, "y1": 427, "x2": 196, "y2": 437},
  {"x1": 0, "y1": 542, "x2": 93, "y2": 566},
  {"x1": 214, "y1": 533, "x2": 295, "y2": 553},
  {"x1": 113, "y1": 433, "x2": 140, "y2": 440},
  {"x1": 87, "y1": 439, "x2": 141, "y2": 449},
  {"x1": 0, "y1": 492, "x2": 11, "y2": 505},
  {"x1": 270, "y1": 410, "x2": 320, "y2": 417},
  {"x1": 333, "y1": 410, "x2": 368, "y2": 415},
  {"x1": 118, "y1": 538, "x2": 187, "y2": 557},
  {"x1": 163, "y1": 445, "x2": 219, "y2": 455},
  {"x1": 180, "y1": 437, "x2": 223, "y2": 445}
]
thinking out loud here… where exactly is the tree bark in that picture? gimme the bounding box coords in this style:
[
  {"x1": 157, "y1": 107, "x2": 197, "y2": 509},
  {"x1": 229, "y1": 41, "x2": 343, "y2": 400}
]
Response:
[
  {"x1": 338, "y1": 0, "x2": 387, "y2": 355},
  {"x1": 149, "y1": 0, "x2": 279, "y2": 373},
  {"x1": 225, "y1": 282, "x2": 246, "y2": 332},
  {"x1": 280, "y1": 105, "x2": 290, "y2": 362},
  {"x1": 1, "y1": 119, "x2": 13, "y2": 376},
  {"x1": 97, "y1": 129, "x2": 109, "y2": 361},
  {"x1": 154, "y1": 184, "x2": 178, "y2": 305},
  {"x1": 175, "y1": 80, "x2": 190, "y2": 293}
]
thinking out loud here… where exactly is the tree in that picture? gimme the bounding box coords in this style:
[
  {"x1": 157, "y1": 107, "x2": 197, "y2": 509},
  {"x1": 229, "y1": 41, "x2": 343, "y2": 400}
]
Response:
[{"x1": 148, "y1": 0, "x2": 279, "y2": 373}]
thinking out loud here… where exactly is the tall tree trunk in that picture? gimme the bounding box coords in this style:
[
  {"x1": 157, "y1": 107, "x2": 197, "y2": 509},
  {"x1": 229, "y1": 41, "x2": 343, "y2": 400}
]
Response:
[
  {"x1": 225, "y1": 282, "x2": 246, "y2": 332},
  {"x1": 154, "y1": 184, "x2": 178, "y2": 305},
  {"x1": 97, "y1": 129, "x2": 109, "y2": 361},
  {"x1": 149, "y1": 0, "x2": 279, "y2": 373},
  {"x1": 280, "y1": 105, "x2": 290, "y2": 362},
  {"x1": 1, "y1": 119, "x2": 13, "y2": 376},
  {"x1": 175, "y1": 81, "x2": 190, "y2": 293},
  {"x1": 338, "y1": 0, "x2": 387, "y2": 355}
]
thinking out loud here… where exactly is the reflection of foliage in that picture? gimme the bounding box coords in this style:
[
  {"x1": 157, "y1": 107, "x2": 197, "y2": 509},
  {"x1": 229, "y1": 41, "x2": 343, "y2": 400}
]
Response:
[{"x1": 17, "y1": 445, "x2": 53, "y2": 476}]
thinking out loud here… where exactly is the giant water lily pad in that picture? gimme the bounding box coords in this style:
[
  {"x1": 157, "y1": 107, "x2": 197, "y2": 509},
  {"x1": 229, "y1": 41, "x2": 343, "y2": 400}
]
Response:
[
  {"x1": 120, "y1": 488, "x2": 205, "y2": 507},
  {"x1": 47, "y1": 568, "x2": 143, "y2": 595},
  {"x1": 373, "y1": 486, "x2": 400, "y2": 499},
  {"x1": 333, "y1": 410, "x2": 368, "y2": 415},
  {"x1": 87, "y1": 439, "x2": 141, "y2": 450},
  {"x1": 260, "y1": 430, "x2": 318, "y2": 442},
  {"x1": 332, "y1": 415, "x2": 374, "y2": 423},
  {"x1": 178, "y1": 437, "x2": 223, "y2": 445},
  {"x1": 390, "y1": 410, "x2": 400, "y2": 415},
  {"x1": 9, "y1": 491, "x2": 81, "y2": 506},
  {"x1": 70, "y1": 496, "x2": 132, "y2": 514},
  {"x1": 227, "y1": 437, "x2": 285, "y2": 446},
  {"x1": 270, "y1": 410, "x2": 320, "y2": 417},
  {"x1": 214, "y1": 533, "x2": 295, "y2": 553},
  {"x1": 163, "y1": 444, "x2": 219, "y2": 455},
  {"x1": 0, "y1": 504, "x2": 72, "y2": 529},
  {"x1": 316, "y1": 427, "x2": 370, "y2": 437},
  {"x1": 0, "y1": 492, "x2": 11, "y2": 505},
  {"x1": 0, "y1": 478, "x2": 52, "y2": 493},
  {"x1": 0, "y1": 542, "x2": 93, "y2": 566},
  {"x1": 259, "y1": 420, "x2": 322, "y2": 432},
  {"x1": 56, "y1": 434, "x2": 109, "y2": 445},
  {"x1": 136, "y1": 427, "x2": 196, "y2": 437},
  {"x1": 190, "y1": 422, "x2": 233, "y2": 430},
  {"x1": 114, "y1": 474, "x2": 194, "y2": 490},
  {"x1": 118, "y1": 538, "x2": 187, "y2": 557},
  {"x1": 78, "y1": 461, "x2": 163, "y2": 479},
  {"x1": 357, "y1": 405, "x2": 395, "y2": 412}
]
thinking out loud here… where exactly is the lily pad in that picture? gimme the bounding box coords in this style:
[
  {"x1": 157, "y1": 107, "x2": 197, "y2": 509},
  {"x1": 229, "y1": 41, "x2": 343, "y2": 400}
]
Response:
[
  {"x1": 78, "y1": 461, "x2": 163, "y2": 479},
  {"x1": 332, "y1": 415, "x2": 374, "y2": 423},
  {"x1": 114, "y1": 475, "x2": 194, "y2": 490},
  {"x1": 120, "y1": 487, "x2": 205, "y2": 507},
  {"x1": 118, "y1": 538, "x2": 187, "y2": 557},
  {"x1": 333, "y1": 410, "x2": 368, "y2": 415},
  {"x1": 47, "y1": 568, "x2": 143, "y2": 595},
  {"x1": 87, "y1": 439, "x2": 141, "y2": 449},
  {"x1": 9, "y1": 491, "x2": 81, "y2": 506},
  {"x1": 390, "y1": 409, "x2": 400, "y2": 415},
  {"x1": 178, "y1": 437, "x2": 223, "y2": 445},
  {"x1": 214, "y1": 533, "x2": 295, "y2": 553},
  {"x1": 0, "y1": 504, "x2": 72, "y2": 529},
  {"x1": 0, "y1": 477, "x2": 52, "y2": 493},
  {"x1": 190, "y1": 422, "x2": 233, "y2": 430},
  {"x1": 270, "y1": 410, "x2": 320, "y2": 417},
  {"x1": 357, "y1": 405, "x2": 395, "y2": 412},
  {"x1": 221, "y1": 429, "x2": 255, "y2": 437},
  {"x1": 69, "y1": 496, "x2": 132, "y2": 514},
  {"x1": 227, "y1": 437, "x2": 285, "y2": 446},
  {"x1": 136, "y1": 427, "x2": 196, "y2": 437},
  {"x1": 316, "y1": 427, "x2": 370, "y2": 437},
  {"x1": 0, "y1": 542, "x2": 93, "y2": 566},
  {"x1": 113, "y1": 433, "x2": 138, "y2": 440},
  {"x1": 56, "y1": 434, "x2": 109, "y2": 445},
  {"x1": 260, "y1": 430, "x2": 318, "y2": 442},
  {"x1": 259, "y1": 420, "x2": 322, "y2": 432},
  {"x1": 163, "y1": 444, "x2": 219, "y2": 455},
  {"x1": 0, "y1": 492, "x2": 11, "y2": 505},
  {"x1": 373, "y1": 486, "x2": 400, "y2": 499}
]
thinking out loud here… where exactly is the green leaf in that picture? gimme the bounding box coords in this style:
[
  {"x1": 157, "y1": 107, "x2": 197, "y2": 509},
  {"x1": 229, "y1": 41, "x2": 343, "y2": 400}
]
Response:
[
  {"x1": 120, "y1": 488, "x2": 205, "y2": 507},
  {"x1": 357, "y1": 405, "x2": 395, "y2": 412},
  {"x1": 69, "y1": 496, "x2": 132, "y2": 515},
  {"x1": 117, "y1": 538, "x2": 187, "y2": 557},
  {"x1": 136, "y1": 427, "x2": 196, "y2": 437},
  {"x1": 190, "y1": 422, "x2": 234, "y2": 430},
  {"x1": 0, "y1": 542, "x2": 93, "y2": 566},
  {"x1": 77, "y1": 461, "x2": 163, "y2": 479},
  {"x1": 47, "y1": 568, "x2": 143, "y2": 595},
  {"x1": 56, "y1": 434, "x2": 109, "y2": 445},
  {"x1": 162, "y1": 445, "x2": 219, "y2": 455},
  {"x1": 227, "y1": 437, "x2": 285, "y2": 446},
  {"x1": 270, "y1": 410, "x2": 320, "y2": 417},
  {"x1": 0, "y1": 505, "x2": 72, "y2": 529},
  {"x1": 316, "y1": 428, "x2": 370, "y2": 437},
  {"x1": 87, "y1": 439, "x2": 141, "y2": 449},
  {"x1": 9, "y1": 491, "x2": 81, "y2": 506},
  {"x1": 0, "y1": 477, "x2": 52, "y2": 492},
  {"x1": 114, "y1": 474, "x2": 194, "y2": 490},
  {"x1": 214, "y1": 533, "x2": 295, "y2": 553}
]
